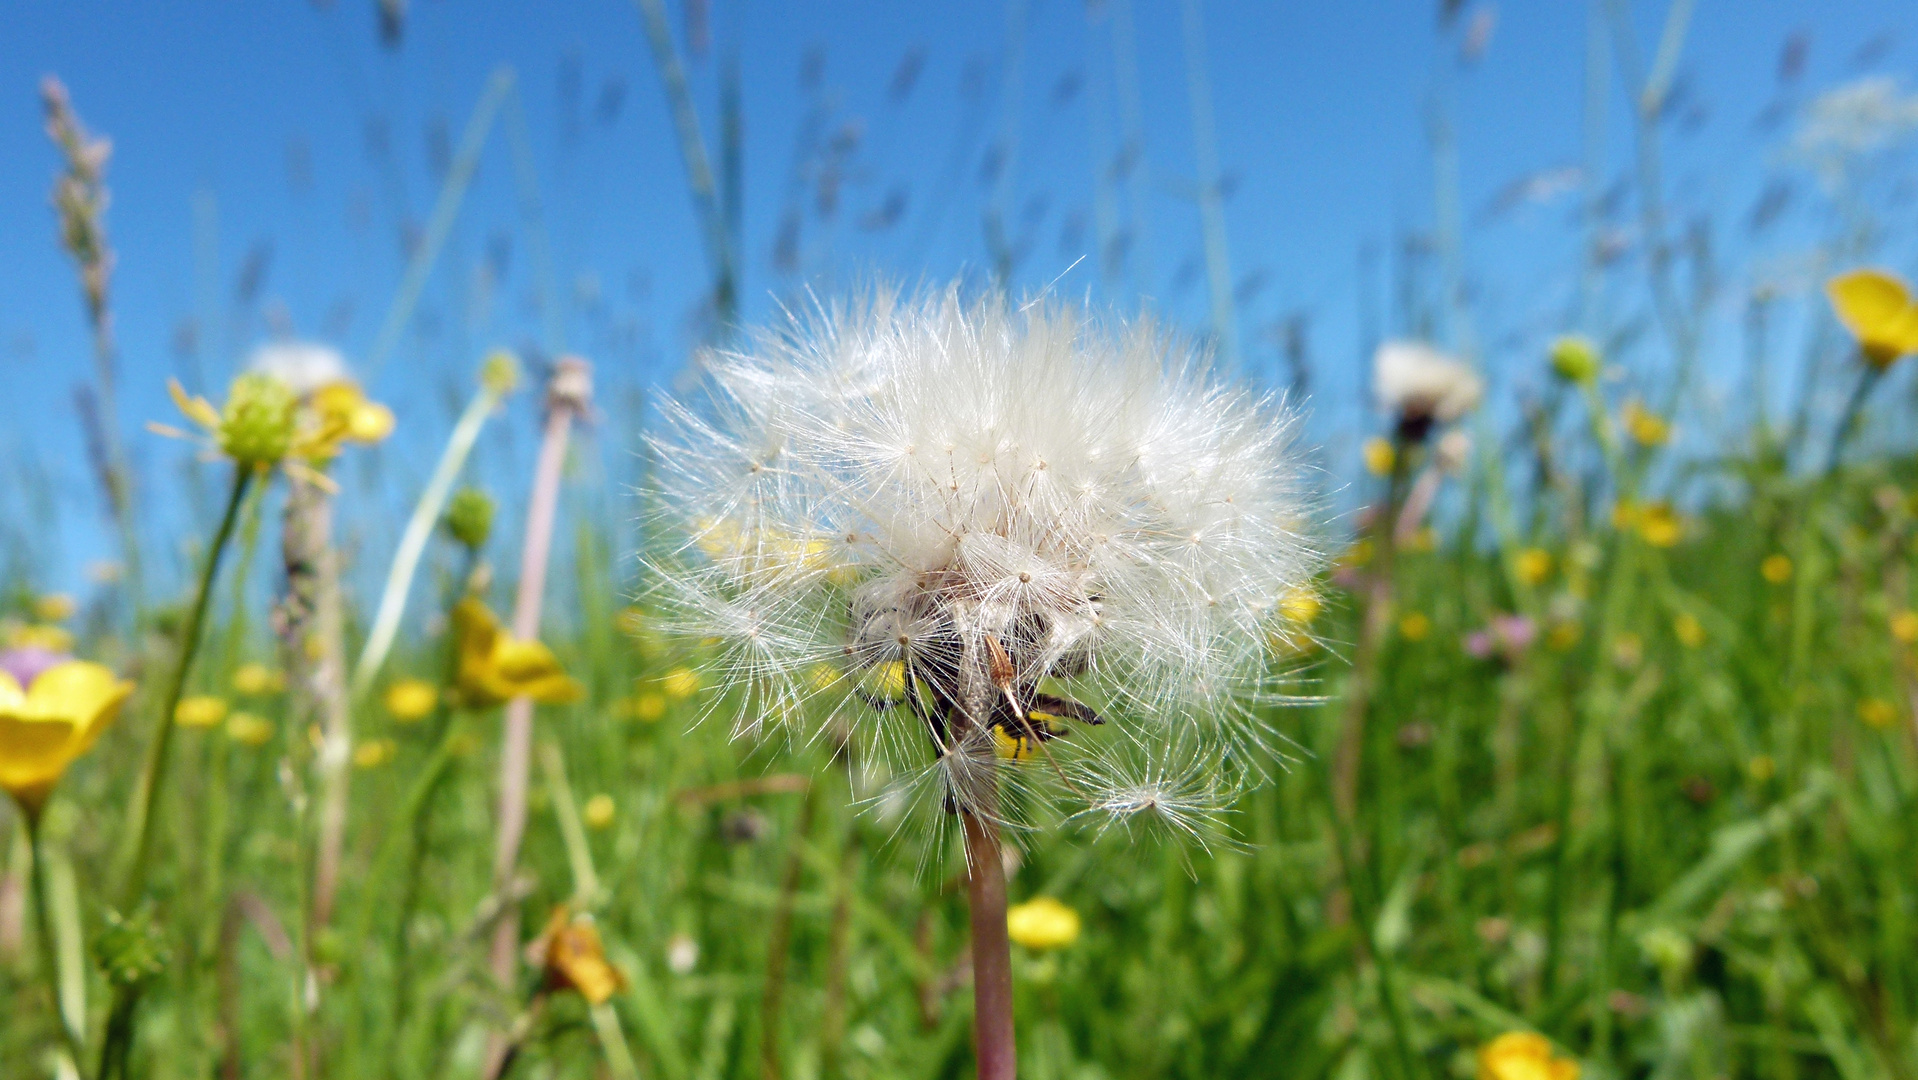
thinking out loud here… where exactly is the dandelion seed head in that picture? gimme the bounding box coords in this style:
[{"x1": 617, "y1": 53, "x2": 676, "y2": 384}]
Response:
[{"x1": 644, "y1": 287, "x2": 1323, "y2": 836}]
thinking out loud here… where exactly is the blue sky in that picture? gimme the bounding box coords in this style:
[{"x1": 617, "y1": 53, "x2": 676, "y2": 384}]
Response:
[{"x1": 2, "y1": 0, "x2": 1913, "y2": 593}]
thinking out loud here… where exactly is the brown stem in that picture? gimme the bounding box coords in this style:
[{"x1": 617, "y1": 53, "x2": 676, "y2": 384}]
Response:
[
  {"x1": 963, "y1": 811, "x2": 1016, "y2": 1080},
  {"x1": 483, "y1": 358, "x2": 592, "y2": 1076}
]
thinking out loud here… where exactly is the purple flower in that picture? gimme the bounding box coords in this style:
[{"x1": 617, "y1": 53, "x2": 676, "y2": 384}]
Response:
[{"x1": 0, "y1": 645, "x2": 72, "y2": 688}]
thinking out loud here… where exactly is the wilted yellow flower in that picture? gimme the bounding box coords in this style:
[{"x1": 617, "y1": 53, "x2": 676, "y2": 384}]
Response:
[
  {"x1": 1621, "y1": 400, "x2": 1670, "y2": 447},
  {"x1": 583, "y1": 793, "x2": 616, "y2": 830},
  {"x1": 1006, "y1": 896, "x2": 1081, "y2": 950},
  {"x1": 1398, "y1": 612, "x2": 1431, "y2": 641},
  {"x1": 32, "y1": 594, "x2": 76, "y2": 622},
  {"x1": 1890, "y1": 610, "x2": 1918, "y2": 644},
  {"x1": 174, "y1": 695, "x2": 229, "y2": 729},
  {"x1": 453, "y1": 599, "x2": 584, "y2": 708},
  {"x1": 531, "y1": 906, "x2": 626, "y2": 1005},
  {"x1": 1362, "y1": 436, "x2": 1396, "y2": 477},
  {"x1": 225, "y1": 711, "x2": 274, "y2": 747},
  {"x1": 1279, "y1": 586, "x2": 1322, "y2": 625},
  {"x1": 1760, "y1": 554, "x2": 1793, "y2": 584},
  {"x1": 353, "y1": 738, "x2": 397, "y2": 768},
  {"x1": 384, "y1": 678, "x2": 439, "y2": 722},
  {"x1": 1549, "y1": 335, "x2": 1601, "y2": 384},
  {"x1": 1477, "y1": 1031, "x2": 1579, "y2": 1080},
  {"x1": 1826, "y1": 268, "x2": 1918, "y2": 369},
  {"x1": 231, "y1": 662, "x2": 283, "y2": 696},
  {"x1": 1514, "y1": 548, "x2": 1552, "y2": 586},
  {"x1": 661, "y1": 667, "x2": 701, "y2": 699},
  {"x1": 1858, "y1": 698, "x2": 1899, "y2": 730},
  {"x1": 1673, "y1": 612, "x2": 1706, "y2": 648},
  {"x1": 1636, "y1": 503, "x2": 1681, "y2": 548},
  {"x1": 0, "y1": 661, "x2": 133, "y2": 814}
]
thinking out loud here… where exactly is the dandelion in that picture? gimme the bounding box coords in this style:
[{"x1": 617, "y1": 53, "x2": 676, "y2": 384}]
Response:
[
  {"x1": 1373, "y1": 340, "x2": 1483, "y2": 440},
  {"x1": 1761, "y1": 554, "x2": 1793, "y2": 584},
  {"x1": 451, "y1": 598, "x2": 584, "y2": 708},
  {"x1": 1006, "y1": 897, "x2": 1081, "y2": 950},
  {"x1": 232, "y1": 662, "x2": 283, "y2": 696},
  {"x1": 1476, "y1": 1031, "x2": 1580, "y2": 1080},
  {"x1": 384, "y1": 678, "x2": 439, "y2": 722},
  {"x1": 174, "y1": 695, "x2": 228, "y2": 728},
  {"x1": 1514, "y1": 548, "x2": 1553, "y2": 586},
  {"x1": 225, "y1": 711, "x2": 274, "y2": 747},
  {"x1": 583, "y1": 793, "x2": 616, "y2": 829},
  {"x1": 644, "y1": 289, "x2": 1322, "y2": 1076}
]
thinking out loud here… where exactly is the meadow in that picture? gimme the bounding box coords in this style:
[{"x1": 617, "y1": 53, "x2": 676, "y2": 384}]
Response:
[{"x1": 5, "y1": 4, "x2": 1918, "y2": 1080}]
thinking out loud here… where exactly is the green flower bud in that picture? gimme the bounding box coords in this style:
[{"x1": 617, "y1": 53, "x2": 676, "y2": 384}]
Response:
[
  {"x1": 218, "y1": 372, "x2": 298, "y2": 466},
  {"x1": 444, "y1": 487, "x2": 496, "y2": 551},
  {"x1": 1548, "y1": 335, "x2": 1601, "y2": 385},
  {"x1": 480, "y1": 350, "x2": 522, "y2": 398}
]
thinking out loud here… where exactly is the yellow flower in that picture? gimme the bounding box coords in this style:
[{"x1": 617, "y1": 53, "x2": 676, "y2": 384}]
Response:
[
  {"x1": 232, "y1": 662, "x2": 283, "y2": 696},
  {"x1": 1858, "y1": 698, "x2": 1899, "y2": 730},
  {"x1": 1672, "y1": 612, "x2": 1706, "y2": 648},
  {"x1": 1747, "y1": 755, "x2": 1775, "y2": 782},
  {"x1": 306, "y1": 380, "x2": 396, "y2": 461},
  {"x1": 1363, "y1": 436, "x2": 1396, "y2": 477},
  {"x1": 661, "y1": 667, "x2": 701, "y2": 700},
  {"x1": 1279, "y1": 586, "x2": 1322, "y2": 625},
  {"x1": 1514, "y1": 548, "x2": 1553, "y2": 587},
  {"x1": 1761, "y1": 554, "x2": 1793, "y2": 585},
  {"x1": 1890, "y1": 610, "x2": 1918, "y2": 644},
  {"x1": 1826, "y1": 268, "x2": 1918, "y2": 369},
  {"x1": 225, "y1": 711, "x2": 274, "y2": 747},
  {"x1": 1398, "y1": 612, "x2": 1431, "y2": 641},
  {"x1": 631, "y1": 693, "x2": 666, "y2": 722},
  {"x1": 1477, "y1": 1031, "x2": 1580, "y2": 1080},
  {"x1": 452, "y1": 599, "x2": 584, "y2": 708},
  {"x1": 1636, "y1": 503, "x2": 1681, "y2": 548},
  {"x1": 583, "y1": 793, "x2": 616, "y2": 830},
  {"x1": 353, "y1": 738, "x2": 397, "y2": 768},
  {"x1": 531, "y1": 906, "x2": 626, "y2": 1005},
  {"x1": 5, "y1": 623, "x2": 73, "y2": 653},
  {"x1": 1621, "y1": 400, "x2": 1670, "y2": 447},
  {"x1": 174, "y1": 695, "x2": 229, "y2": 729},
  {"x1": 33, "y1": 594, "x2": 76, "y2": 622},
  {"x1": 0, "y1": 661, "x2": 133, "y2": 813},
  {"x1": 384, "y1": 678, "x2": 439, "y2": 722},
  {"x1": 1006, "y1": 896, "x2": 1081, "y2": 950}
]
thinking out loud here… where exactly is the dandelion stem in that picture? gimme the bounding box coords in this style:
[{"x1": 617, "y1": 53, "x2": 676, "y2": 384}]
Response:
[{"x1": 963, "y1": 810, "x2": 1018, "y2": 1080}]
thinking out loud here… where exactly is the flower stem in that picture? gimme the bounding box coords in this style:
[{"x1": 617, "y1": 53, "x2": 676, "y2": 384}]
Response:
[
  {"x1": 1826, "y1": 362, "x2": 1882, "y2": 475},
  {"x1": 116, "y1": 464, "x2": 253, "y2": 909},
  {"x1": 27, "y1": 812, "x2": 87, "y2": 1070},
  {"x1": 962, "y1": 811, "x2": 1017, "y2": 1080}
]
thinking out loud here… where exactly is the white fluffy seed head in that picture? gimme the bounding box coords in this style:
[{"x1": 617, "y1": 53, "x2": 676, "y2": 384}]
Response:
[
  {"x1": 1373, "y1": 340, "x2": 1482, "y2": 425},
  {"x1": 642, "y1": 287, "x2": 1324, "y2": 839}
]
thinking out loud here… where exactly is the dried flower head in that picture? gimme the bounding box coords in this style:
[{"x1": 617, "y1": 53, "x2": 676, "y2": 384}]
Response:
[{"x1": 644, "y1": 290, "x2": 1322, "y2": 841}]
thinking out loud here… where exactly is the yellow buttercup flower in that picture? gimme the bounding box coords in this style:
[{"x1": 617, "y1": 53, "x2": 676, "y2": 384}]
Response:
[
  {"x1": 453, "y1": 599, "x2": 584, "y2": 708},
  {"x1": 306, "y1": 380, "x2": 396, "y2": 461},
  {"x1": 354, "y1": 738, "x2": 398, "y2": 768},
  {"x1": 174, "y1": 695, "x2": 229, "y2": 728},
  {"x1": 1398, "y1": 612, "x2": 1431, "y2": 641},
  {"x1": 225, "y1": 711, "x2": 275, "y2": 747},
  {"x1": 232, "y1": 662, "x2": 283, "y2": 696},
  {"x1": 1760, "y1": 554, "x2": 1793, "y2": 585},
  {"x1": 1858, "y1": 698, "x2": 1898, "y2": 730},
  {"x1": 384, "y1": 678, "x2": 439, "y2": 722},
  {"x1": 1621, "y1": 400, "x2": 1670, "y2": 447},
  {"x1": 5, "y1": 623, "x2": 73, "y2": 653},
  {"x1": 631, "y1": 693, "x2": 666, "y2": 722},
  {"x1": 1747, "y1": 755, "x2": 1776, "y2": 782},
  {"x1": 1477, "y1": 1031, "x2": 1580, "y2": 1080},
  {"x1": 532, "y1": 906, "x2": 626, "y2": 1005},
  {"x1": 32, "y1": 594, "x2": 76, "y2": 622},
  {"x1": 1826, "y1": 268, "x2": 1918, "y2": 369},
  {"x1": 1007, "y1": 896, "x2": 1082, "y2": 950},
  {"x1": 0, "y1": 661, "x2": 133, "y2": 814},
  {"x1": 1362, "y1": 436, "x2": 1396, "y2": 477},
  {"x1": 1673, "y1": 612, "x2": 1706, "y2": 648},
  {"x1": 1279, "y1": 586, "x2": 1322, "y2": 625},
  {"x1": 1889, "y1": 610, "x2": 1918, "y2": 644},
  {"x1": 1514, "y1": 548, "x2": 1553, "y2": 587},
  {"x1": 583, "y1": 793, "x2": 616, "y2": 830},
  {"x1": 1636, "y1": 503, "x2": 1682, "y2": 548},
  {"x1": 661, "y1": 667, "x2": 701, "y2": 699}
]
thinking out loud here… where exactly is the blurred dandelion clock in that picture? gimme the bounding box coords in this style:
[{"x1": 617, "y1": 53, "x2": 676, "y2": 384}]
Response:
[
  {"x1": 643, "y1": 288, "x2": 1324, "y2": 842},
  {"x1": 1373, "y1": 340, "x2": 1482, "y2": 439}
]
